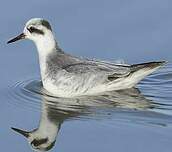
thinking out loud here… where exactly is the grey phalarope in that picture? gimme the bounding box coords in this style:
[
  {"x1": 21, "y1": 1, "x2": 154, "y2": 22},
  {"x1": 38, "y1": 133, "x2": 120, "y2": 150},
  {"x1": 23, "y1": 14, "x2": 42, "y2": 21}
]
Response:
[{"x1": 7, "y1": 18, "x2": 166, "y2": 98}]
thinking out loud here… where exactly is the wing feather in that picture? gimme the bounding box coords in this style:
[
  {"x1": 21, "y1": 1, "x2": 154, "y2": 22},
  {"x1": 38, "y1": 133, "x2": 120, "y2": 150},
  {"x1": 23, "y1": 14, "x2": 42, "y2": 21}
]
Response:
[{"x1": 62, "y1": 60, "x2": 131, "y2": 80}]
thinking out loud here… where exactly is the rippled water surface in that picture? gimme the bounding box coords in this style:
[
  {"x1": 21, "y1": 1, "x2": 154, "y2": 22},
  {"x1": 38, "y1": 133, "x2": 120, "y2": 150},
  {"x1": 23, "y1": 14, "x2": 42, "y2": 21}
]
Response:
[{"x1": 1, "y1": 0, "x2": 172, "y2": 152}]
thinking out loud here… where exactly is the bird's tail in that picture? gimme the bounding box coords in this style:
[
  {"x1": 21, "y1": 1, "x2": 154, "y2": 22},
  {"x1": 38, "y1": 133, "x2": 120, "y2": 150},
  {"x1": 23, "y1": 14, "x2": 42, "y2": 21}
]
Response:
[
  {"x1": 129, "y1": 61, "x2": 166, "y2": 86},
  {"x1": 131, "y1": 61, "x2": 166, "y2": 73}
]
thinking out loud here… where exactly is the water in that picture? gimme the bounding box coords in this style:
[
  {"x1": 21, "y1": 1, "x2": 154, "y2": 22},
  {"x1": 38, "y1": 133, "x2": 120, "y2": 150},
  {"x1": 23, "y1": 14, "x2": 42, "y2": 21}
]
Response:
[{"x1": 0, "y1": 0, "x2": 172, "y2": 152}]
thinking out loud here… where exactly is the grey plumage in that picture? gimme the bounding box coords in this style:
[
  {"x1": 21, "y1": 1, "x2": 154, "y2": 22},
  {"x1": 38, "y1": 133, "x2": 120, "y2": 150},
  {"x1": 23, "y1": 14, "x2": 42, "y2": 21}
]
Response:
[{"x1": 46, "y1": 50, "x2": 165, "y2": 81}]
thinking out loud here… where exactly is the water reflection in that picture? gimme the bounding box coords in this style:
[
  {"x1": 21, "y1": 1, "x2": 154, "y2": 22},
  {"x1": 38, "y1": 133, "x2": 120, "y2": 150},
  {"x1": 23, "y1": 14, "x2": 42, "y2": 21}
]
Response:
[{"x1": 10, "y1": 79, "x2": 162, "y2": 151}]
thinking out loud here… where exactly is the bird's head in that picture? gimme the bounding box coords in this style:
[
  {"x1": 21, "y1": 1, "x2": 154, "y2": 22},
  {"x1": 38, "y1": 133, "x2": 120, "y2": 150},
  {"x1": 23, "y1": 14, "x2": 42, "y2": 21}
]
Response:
[{"x1": 7, "y1": 18, "x2": 56, "y2": 52}]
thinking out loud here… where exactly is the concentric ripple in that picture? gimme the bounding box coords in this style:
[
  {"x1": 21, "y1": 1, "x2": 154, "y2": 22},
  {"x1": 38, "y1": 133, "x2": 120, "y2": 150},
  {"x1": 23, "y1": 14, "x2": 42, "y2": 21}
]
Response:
[{"x1": 7, "y1": 78, "x2": 43, "y2": 111}]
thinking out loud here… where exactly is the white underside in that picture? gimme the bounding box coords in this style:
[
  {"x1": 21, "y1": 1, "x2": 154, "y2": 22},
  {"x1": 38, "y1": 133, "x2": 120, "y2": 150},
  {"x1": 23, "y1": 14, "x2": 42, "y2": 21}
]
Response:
[{"x1": 42, "y1": 67, "x2": 160, "y2": 98}]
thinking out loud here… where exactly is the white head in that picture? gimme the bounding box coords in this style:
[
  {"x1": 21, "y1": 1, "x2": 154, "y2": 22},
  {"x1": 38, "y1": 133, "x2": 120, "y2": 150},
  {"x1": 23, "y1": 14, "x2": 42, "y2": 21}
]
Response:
[
  {"x1": 7, "y1": 18, "x2": 57, "y2": 52},
  {"x1": 11, "y1": 127, "x2": 56, "y2": 151}
]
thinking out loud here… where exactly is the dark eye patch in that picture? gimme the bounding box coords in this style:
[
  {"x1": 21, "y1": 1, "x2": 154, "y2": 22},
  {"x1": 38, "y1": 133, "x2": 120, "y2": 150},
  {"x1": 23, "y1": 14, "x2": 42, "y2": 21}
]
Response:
[
  {"x1": 31, "y1": 138, "x2": 48, "y2": 147},
  {"x1": 27, "y1": 26, "x2": 44, "y2": 35}
]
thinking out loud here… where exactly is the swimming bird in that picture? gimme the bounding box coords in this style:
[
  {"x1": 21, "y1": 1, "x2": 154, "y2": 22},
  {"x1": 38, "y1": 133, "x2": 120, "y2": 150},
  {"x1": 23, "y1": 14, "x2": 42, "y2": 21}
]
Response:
[{"x1": 7, "y1": 18, "x2": 166, "y2": 97}]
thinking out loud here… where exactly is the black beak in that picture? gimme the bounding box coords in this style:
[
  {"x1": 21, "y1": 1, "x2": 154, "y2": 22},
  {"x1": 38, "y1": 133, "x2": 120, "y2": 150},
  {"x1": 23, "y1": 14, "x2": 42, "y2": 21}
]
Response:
[
  {"x1": 11, "y1": 127, "x2": 30, "y2": 138},
  {"x1": 7, "y1": 33, "x2": 25, "y2": 44}
]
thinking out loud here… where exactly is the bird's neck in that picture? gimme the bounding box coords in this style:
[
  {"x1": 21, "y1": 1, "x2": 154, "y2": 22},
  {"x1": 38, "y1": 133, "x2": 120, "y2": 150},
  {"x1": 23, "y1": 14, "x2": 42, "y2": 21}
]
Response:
[
  {"x1": 35, "y1": 34, "x2": 62, "y2": 81},
  {"x1": 35, "y1": 34, "x2": 62, "y2": 60}
]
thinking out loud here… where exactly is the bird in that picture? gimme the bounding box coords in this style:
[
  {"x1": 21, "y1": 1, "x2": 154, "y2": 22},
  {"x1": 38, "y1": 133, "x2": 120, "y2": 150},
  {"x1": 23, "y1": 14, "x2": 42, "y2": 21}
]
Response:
[{"x1": 7, "y1": 18, "x2": 166, "y2": 98}]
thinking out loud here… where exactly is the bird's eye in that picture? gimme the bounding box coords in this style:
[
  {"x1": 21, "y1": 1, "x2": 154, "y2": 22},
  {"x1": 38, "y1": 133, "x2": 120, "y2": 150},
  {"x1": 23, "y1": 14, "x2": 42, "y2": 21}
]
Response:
[
  {"x1": 27, "y1": 26, "x2": 36, "y2": 33},
  {"x1": 27, "y1": 26, "x2": 44, "y2": 35}
]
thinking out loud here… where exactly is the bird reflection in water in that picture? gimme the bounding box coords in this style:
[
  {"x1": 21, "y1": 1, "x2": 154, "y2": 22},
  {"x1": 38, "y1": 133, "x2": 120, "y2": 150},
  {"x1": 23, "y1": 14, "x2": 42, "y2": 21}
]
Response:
[{"x1": 11, "y1": 85, "x2": 155, "y2": 151}]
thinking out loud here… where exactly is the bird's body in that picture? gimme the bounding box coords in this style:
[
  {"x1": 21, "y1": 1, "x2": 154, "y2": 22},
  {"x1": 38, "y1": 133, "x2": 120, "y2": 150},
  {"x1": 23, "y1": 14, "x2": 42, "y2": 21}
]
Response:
[
  {"x1": 42, "y1": 49, "x2": 164, "y2": 97},
  {"x1": 7, "y1": 18, "x2": 166, "y2": 98}
]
